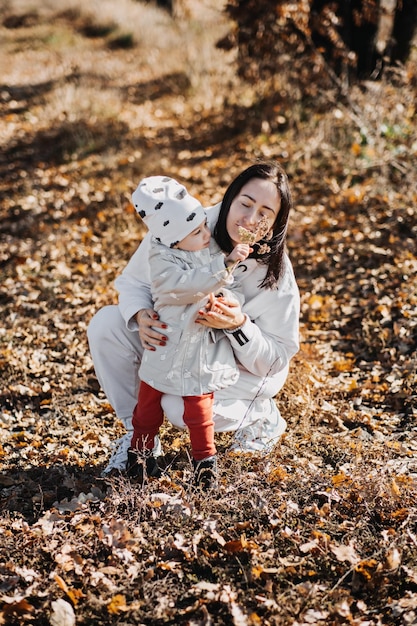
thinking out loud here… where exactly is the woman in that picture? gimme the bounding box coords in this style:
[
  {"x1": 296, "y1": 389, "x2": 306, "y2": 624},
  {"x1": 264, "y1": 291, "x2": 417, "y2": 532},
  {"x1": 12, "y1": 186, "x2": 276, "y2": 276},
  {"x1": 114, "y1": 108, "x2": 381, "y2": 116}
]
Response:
[{"x1": 87, "y1": 161, "x2": 300, "y2": 475}]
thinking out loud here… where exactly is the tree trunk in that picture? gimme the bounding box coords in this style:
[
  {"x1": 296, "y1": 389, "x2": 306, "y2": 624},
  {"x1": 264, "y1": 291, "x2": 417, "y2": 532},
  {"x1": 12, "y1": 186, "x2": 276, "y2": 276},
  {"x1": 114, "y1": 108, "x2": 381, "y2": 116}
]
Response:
[{"x1": 391, "y1": 0, "x2": 417, "y2": 64}]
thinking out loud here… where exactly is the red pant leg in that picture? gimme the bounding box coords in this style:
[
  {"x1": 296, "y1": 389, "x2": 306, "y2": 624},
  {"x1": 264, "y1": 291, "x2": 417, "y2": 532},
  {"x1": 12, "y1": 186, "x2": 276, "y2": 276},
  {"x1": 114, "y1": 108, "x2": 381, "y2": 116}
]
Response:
[
  {"x1": 183, "y1": 394, "x2": 216, "y2": 461},
  {"x1": 131, "y1": 381, "x2": 164, "y2": 451}
]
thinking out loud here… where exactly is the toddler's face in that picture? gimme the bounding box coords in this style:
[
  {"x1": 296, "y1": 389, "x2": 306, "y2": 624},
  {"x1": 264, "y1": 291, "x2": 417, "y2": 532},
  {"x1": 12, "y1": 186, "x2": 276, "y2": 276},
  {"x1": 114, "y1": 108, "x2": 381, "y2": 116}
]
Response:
[{"x1": 176, "y1": 219, "x2": 211, "y2": 252}]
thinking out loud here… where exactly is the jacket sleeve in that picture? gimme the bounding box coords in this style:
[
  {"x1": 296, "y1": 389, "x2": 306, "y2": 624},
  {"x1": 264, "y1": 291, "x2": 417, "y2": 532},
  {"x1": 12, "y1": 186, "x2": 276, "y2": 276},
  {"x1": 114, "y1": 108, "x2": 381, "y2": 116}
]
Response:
[
  {"x1": 113, "y1": 203, "x2": 222, "y2": 330},
  {"x1": 213, "y1": 286, "x2": 245, "y2": 308},
  {"x1": 114, "y1": 233, "x2": 153, "y2": 330},
  {"x1": 224, "y1": 264, "x2": 300, "y2": 377},
  {"x1": 150, "y1": 248, "x2": 235, "y2": 307}
]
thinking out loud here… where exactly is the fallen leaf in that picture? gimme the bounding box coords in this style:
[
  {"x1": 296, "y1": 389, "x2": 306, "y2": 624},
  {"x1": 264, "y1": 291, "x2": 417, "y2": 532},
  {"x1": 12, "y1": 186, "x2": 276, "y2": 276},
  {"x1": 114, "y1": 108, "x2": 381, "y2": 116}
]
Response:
[
  {"x1": 107, "y1": 594, "x2": 127, "y2": 614},
  {"x1": 50, "y1": 599, "x2": 75, "y2": 626},
  {"x1": 224, "y1": 535, "x2": 259, "y2": 553},
  {"x1": 1, "y1": 598, "x2": 34, "y2": 618},
  {"x1": 330, "y1": 542, "x2": 359, "y2": 565}
]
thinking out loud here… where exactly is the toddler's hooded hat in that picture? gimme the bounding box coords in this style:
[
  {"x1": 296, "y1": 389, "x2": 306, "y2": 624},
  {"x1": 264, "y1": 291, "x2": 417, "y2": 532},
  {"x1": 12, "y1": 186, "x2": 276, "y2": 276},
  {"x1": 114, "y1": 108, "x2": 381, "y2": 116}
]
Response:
[{"x1": 132, "y1": 176, "x2": 206, "y2": 248}]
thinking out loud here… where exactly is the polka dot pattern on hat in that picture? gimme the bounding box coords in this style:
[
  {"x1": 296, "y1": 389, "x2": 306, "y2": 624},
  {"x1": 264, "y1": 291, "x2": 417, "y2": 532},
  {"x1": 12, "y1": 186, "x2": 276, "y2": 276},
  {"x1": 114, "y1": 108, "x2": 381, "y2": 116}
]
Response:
[{"x1": 132, "y1": 176, "x2": 206, "y2": 248}]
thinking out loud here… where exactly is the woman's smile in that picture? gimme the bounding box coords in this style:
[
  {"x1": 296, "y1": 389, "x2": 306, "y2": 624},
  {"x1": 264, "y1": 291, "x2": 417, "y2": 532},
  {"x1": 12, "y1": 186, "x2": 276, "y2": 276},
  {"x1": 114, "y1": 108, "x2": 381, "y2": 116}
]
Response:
[{"x1": 226, "y1": 177, "x2": 281, "y2": 247}]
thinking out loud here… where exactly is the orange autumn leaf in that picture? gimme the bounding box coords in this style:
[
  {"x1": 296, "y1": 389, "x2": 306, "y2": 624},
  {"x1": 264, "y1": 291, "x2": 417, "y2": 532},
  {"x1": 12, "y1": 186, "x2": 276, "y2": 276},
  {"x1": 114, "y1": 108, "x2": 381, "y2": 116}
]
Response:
[
  {"x1": 331, "y1": 472, "x2": 351, "y2": 486},
  {"x1": 354, "y1": 559, "x2": 379, "y2": 580},
  {"x1": 251, "y1": 565, "x2": 265, "y2": 579},
  {"x1": 54, "y1": 574, "x2": 70, "y2": 592},
  {"x1": 312, "y1": 530, "x2": 330, "y2": 543},
  {"x1": 390, "y1": 478, "x2": 402, "y2": 496},
  {"x1": 125, "y1": 201, "x2": 136, "y2": 214},
  {"x1": 390, "y1": 508, "x2": 409, "y2": 520},
  {"x1": 333, "y1": 359, "x2": 355, "y2": 372},
  {"x1": 268, "y1": 465, "x2": 288, "y2": 483},
  {"x1": 107, "y1": 594, "x2": 127, "y2": 614},
  {"x1": 2, "y1": 599, "x2": 34, "y2": 617},
  {"x1": 308, "y1": 294, "x2": 324, "y2": 309},
  {"x1": 224, "y1": 535, "x2": 259, "y2": 553},
  {"x1": 54, "y1": 574, "x2": 85, "y2": 606},
  {"x1": 67, "y1": 588, "x2": 85, "y2": 606}
]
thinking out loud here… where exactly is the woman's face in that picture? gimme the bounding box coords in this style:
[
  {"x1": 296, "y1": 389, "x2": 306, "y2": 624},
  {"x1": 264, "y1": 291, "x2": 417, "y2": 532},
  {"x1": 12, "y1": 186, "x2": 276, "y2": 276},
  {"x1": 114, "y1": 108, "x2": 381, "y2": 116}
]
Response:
[{"x1": 226, "y1": 177, "x2": 281, "y2": 247}]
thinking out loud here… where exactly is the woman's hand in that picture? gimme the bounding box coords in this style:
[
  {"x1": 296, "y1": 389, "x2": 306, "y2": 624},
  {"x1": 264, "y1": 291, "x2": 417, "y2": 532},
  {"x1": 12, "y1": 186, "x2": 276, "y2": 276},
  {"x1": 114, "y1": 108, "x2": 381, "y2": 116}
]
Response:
[
  {"x1": 196, "y1": 293, "x2": 246, "y2": 330},
  {"x1": 136, "y1": 309, "x2": 168, "y2": 351}
]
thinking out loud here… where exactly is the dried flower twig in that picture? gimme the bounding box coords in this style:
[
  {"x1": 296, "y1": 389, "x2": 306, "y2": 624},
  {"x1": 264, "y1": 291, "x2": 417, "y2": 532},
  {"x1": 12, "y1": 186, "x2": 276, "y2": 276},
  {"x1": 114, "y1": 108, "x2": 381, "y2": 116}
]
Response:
[
  {"x1": 237, "y1": 216, "x2": 270, "y2": 245},
  {"x1": 226, "y1": 217, "x2": 271, "y2": 275}
]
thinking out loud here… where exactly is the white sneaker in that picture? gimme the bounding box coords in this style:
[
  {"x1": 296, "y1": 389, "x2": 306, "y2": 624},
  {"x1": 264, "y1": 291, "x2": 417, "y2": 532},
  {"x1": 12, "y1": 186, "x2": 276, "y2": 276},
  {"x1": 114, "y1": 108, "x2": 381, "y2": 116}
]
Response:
[
  {"x1": 102, "y1": 433, "x2": 162, "y2": 476},
  {"x1": 228, "y1": 413, "x2": 287, "y2": 454}
]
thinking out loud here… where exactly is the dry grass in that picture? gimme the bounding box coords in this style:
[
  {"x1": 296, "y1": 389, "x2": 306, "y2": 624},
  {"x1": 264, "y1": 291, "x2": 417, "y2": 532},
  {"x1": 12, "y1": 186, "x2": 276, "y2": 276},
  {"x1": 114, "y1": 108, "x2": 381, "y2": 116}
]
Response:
[{"x1": 0, "y1": 1, "x2": 416, "y2": 624}]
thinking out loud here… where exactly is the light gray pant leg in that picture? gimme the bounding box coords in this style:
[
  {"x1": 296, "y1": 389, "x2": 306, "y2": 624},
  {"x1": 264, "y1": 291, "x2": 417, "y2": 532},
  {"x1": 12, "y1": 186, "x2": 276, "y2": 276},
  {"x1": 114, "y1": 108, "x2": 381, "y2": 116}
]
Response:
[{"x1": 87, "y1": 305, "x2": 143, "y2": 424}]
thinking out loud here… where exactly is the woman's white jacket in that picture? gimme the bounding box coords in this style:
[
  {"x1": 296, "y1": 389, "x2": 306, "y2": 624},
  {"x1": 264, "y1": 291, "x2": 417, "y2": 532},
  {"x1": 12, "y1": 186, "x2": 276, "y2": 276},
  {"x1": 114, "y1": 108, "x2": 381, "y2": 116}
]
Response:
[{"x1": 115, "y1": 203, "x2": 300, "y2": 451}]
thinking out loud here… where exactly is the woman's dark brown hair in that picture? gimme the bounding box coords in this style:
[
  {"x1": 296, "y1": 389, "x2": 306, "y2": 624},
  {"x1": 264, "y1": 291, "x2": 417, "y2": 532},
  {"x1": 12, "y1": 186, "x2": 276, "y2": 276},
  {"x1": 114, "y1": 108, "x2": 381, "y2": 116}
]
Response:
[{"x1": 214, "y1": 161, "x2": 293, "y2": 289}]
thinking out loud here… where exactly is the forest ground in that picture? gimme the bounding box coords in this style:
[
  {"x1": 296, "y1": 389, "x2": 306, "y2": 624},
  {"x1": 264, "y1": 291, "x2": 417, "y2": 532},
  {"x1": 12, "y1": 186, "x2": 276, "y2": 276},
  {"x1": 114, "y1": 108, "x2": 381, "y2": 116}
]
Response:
[{"x1": 0, "y1": 1, "x2": 416, "y2": 624}]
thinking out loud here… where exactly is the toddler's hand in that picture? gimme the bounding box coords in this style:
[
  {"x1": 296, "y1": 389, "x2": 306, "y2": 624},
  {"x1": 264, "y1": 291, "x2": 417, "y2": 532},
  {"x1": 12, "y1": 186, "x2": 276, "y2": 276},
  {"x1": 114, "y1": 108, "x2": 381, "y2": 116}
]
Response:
[{"x1": 225, "y1": 243, "x2": 251, "y2": 266}]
